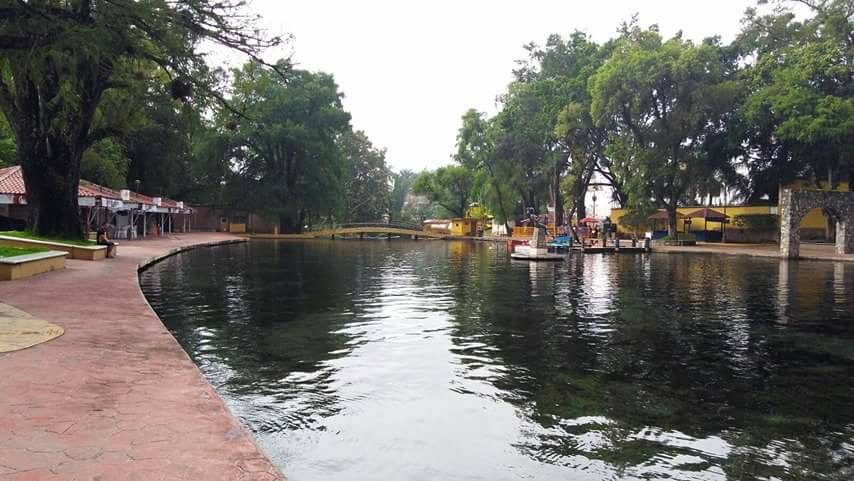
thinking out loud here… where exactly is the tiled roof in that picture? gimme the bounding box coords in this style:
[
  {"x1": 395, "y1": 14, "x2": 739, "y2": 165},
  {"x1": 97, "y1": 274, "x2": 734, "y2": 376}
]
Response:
[
  {"x1": 128, "y1": 191, "x2": 155, "y2": 205},
  {"x1": 0, "y1": 166, "x2": 26, "y2": 195},
  {"x1": 0, "y1": 165, "x2": 190, "y2": 210},
  {"x1": 0, "y1": 166, "x2": 120, "y2": 199},
  {"x1": 79, "y1": 180, "x2": 121, "y2": 199}
]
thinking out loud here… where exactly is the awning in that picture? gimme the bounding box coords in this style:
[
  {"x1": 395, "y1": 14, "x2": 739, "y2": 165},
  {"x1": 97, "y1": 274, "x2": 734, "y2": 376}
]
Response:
[
  {"x1": 647, "y1": 210, "x2": 686, "y2": 220},
  {"x1": 684, "y1": 208, "x2": 730, "y2": 222}
]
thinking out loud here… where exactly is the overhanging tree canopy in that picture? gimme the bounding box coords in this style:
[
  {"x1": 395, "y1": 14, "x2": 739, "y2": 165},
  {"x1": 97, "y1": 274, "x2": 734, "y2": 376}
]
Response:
[{"x1": 0, "y1": 0, "x2": 280, "y2": 238}]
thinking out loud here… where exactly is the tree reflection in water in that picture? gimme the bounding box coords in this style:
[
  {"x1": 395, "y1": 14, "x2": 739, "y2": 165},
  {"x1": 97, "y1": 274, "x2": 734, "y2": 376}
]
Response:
[{"x1": 141, "y1": 241, "x2": 854, "y2": 481}]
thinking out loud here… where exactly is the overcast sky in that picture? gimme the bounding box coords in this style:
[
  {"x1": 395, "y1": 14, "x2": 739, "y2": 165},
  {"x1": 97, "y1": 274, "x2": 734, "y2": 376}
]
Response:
[{"x1": 230, "y1": 0, "x2": 764, "y2": 173}]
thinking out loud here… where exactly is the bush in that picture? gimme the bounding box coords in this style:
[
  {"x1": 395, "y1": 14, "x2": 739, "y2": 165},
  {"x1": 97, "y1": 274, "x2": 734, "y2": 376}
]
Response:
[{"x1": 733, "y1": 214, "x2": 778, "y2": 230}]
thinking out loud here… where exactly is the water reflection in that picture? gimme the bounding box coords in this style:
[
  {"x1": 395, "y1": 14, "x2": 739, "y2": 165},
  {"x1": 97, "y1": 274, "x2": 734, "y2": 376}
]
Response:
[{"x1": 140, "y1": 241, "x2": 854, "y2": 481}]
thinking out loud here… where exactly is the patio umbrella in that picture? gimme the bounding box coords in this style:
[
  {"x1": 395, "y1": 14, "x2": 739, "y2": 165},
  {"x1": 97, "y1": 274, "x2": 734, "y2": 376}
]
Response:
[{"x1": 578, "y1": 216, "x2": 599, "y2": 224}]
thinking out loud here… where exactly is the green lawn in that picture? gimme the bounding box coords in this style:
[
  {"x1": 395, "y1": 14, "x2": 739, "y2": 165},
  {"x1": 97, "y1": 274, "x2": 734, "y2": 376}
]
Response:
[
  {"x1": 0, "y1": 246, "x2": 49, "y2": 258},
  {"x1": 0, "y1": 230, "x2": 97, "y2": 246}
]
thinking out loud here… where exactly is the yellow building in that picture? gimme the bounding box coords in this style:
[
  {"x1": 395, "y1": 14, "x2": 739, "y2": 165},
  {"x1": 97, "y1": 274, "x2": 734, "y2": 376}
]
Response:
[
  {"x1": 450, "y1": 218, "x2": 479, "y2": 236},
  {"x1": 610, "y1": 180, "x2": 850, "y2": 242}
]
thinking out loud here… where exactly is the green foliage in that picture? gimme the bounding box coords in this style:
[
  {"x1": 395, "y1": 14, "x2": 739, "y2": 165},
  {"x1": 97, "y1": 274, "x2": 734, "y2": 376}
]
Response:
[
  {"x1": 389, "y1": 170, "x2": 417, "y2": 223},
  {"x1": 412, "y1": 165, "x2": 475, "y2": 218},
  {"x1": 223, "y1": 61, "x2": 351, "y2": 232},
  {"x1": 456, "y1": 109, "x2": 515, "y2": 225},
  {"x1": 733, "y1": 214, "x2": 779, "y2": 230},
  {"x1": 0, "y1": 115, "x2": 14, "y2": 167},
  {"x1": 590, "y1": 26, "x2": 740, "y2": 236},
  {"x1": 0, "y1": 246, "x2": 48, "y2": 258},
  {"x1": 618, "y1": 206, "x2": 657, "y2": 232},
  {"x1": 737, "y1": 0, "x2": 854, "y2": 199},
  {"x1": 0, "y1": 230, "x2": 96, "y2": 246},
  {"x1": 341, "y1": 130, "x2": 390, "y2": 222},
  {"x1": 80, "y1": 139, "x2": 129, "y2": 190},
  {"x1": 0, "y1": 0, "x2": 279, "y2": 238}
]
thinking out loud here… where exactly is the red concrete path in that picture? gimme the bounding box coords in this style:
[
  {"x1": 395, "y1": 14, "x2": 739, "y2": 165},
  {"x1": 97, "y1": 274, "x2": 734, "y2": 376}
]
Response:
[{"x1": 0, "y1": 233, "x2": 285, "y2": 481}]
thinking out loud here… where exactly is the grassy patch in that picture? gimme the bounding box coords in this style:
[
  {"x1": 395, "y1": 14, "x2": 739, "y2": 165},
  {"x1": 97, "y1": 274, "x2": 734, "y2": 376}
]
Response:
[
  {"x1": 0, "y1": 230, "x2": 96, "y2": 246},
  {"x1": 0, "y1": 246, "x2": 49, "y2": 258}
]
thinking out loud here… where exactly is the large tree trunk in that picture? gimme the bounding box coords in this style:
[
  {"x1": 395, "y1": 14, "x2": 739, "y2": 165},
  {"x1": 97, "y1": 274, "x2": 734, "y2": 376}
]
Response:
[
  {"x1": 667, "y1": 204, "x2": 679, "y2": 238},
  {"x1": 575, "y1": 195, "x2": 586, "y2": 221},
  {"x1": 19, "y1": 134, "x2": 84, "y2": 239},
  {"x1": 552, "y1": 168, "x2": 564, "y2": 226}
]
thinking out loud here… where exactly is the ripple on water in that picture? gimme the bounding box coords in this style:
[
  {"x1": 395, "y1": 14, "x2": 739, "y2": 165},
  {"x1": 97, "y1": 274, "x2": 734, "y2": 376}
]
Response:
[{"x1": 140, "y1": 241, "x2": 854, "y2": 481}]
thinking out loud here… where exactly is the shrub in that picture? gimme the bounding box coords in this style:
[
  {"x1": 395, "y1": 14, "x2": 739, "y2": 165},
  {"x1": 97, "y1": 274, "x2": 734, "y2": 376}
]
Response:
[{"x1": 733, "y1": 214, "x2": 778, "y2": 230}]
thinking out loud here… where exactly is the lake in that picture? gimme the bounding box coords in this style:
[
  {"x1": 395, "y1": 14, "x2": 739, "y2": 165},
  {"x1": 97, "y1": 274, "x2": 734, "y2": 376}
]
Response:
[{"x1": 140, "y1": 240, "x2": 854, "y2": 481}]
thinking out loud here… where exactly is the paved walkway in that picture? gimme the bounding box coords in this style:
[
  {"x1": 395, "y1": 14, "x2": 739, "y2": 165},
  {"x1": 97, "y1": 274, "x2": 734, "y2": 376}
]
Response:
[
  {"x1": 654, "y1": 241, "x2": 854, "y2": 262},
  {"x1": 0, "y1": 233, "x2": 284, "y2": 481}
]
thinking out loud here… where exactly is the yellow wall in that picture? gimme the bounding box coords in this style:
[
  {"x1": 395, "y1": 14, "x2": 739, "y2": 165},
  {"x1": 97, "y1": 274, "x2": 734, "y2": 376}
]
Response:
[
  {"x1": 609, "y1": 181, "x2": 848, "y2": 235},
  {"x1": 611, "y1": 206, "x2": 776, "y2": 233},
  {"x1": 450, "y1": 218, "x2": 478, "y2": 236}
]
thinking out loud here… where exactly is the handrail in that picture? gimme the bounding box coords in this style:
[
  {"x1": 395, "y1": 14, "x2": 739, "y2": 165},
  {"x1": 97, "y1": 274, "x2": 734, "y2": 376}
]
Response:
[{"x1": 338, "y1": 222, "x2": 421, "y2": 231}]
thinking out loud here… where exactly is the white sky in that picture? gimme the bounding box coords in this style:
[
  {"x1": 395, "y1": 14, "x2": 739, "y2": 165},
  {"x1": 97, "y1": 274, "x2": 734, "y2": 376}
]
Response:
[{"x1": 225, "y1": 0, "x2": 763, "y2": 173}]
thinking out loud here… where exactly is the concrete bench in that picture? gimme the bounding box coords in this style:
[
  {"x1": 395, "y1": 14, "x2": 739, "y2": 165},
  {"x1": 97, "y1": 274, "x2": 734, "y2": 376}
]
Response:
[
  {"x1": 0, "y1": 236, "x2": 111, "y2": 260},
  {"x1": 0, "y1": 250, "x2": 68, "y2": 280}
]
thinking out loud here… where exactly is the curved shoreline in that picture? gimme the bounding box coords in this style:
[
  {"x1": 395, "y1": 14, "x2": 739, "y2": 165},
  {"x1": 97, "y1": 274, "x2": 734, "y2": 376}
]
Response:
[{"x1": 0, "y1": 233, "x2": 285, "y2": 481}]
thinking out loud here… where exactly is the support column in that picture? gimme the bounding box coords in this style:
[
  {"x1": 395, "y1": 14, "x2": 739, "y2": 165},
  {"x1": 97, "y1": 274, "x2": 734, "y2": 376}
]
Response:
[
  {"x1": 836, "y1": 219, "x2": 854, "y2": 255},
  {"x1": 779, "y1": 190, "x2": 800, "y2": 259}
]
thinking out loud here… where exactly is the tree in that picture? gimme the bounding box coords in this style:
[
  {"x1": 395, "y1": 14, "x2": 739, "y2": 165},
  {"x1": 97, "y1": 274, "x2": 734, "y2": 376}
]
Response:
[
  {"x1": 0, "y1": 0, "x2": 279, "y2": 238},
  {"x1": 389, "y1": 169, "x2": 417, "y2": 224},
  {"x1": 341, "y1": 130, "x2": 390, "y2": 223},
  {"x1": 456, "y1": 110, "x2": 515, "y2": 233},
  {"x1": 590, "y1": 27, "x2": 740, "y2": 236},
  {"x1": 225, "y1": 62, "x2": 351, "y2": 233},
  {"x1": 123, "y1": 86, "x2": 199, "y2": 200},
  {"x1": 738, "y1": 0, "x2": 854, "y2": 198},
  {"x1": 412, "y1": 165, "x2": 475, "y2": 218},
  {"x1": 0, "y1": 115, "x2": 13, "y2": 167},
  {"x1": 80, "y1": 139, "x2": 129, "y2": 190}
]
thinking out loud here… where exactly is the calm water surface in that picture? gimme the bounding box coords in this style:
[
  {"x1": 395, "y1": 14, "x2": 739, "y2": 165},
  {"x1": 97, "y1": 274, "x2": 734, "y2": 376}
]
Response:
[{"x1": 140, "y1": 240, "x2": 854, "y2": 481}]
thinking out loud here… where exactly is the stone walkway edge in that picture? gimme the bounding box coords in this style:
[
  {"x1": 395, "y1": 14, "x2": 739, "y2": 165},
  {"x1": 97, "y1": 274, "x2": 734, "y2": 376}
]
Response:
[{"x1": 0, "y1": 233, "x2": 285, "y2": 481}]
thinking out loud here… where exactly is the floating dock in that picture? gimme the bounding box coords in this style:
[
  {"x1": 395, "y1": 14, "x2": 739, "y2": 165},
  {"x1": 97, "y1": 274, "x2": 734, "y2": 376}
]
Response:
[{"x1": 510, "y1": 251, "x2": 565, "y2": 261}]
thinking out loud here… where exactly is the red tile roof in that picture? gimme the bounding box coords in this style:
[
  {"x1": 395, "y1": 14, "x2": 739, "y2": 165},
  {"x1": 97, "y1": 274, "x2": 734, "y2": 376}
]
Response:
[
  {"x1": 128, "y1": 191, "x2": 155, "y2": 205},
  {"x1": 0, "y1": 165, "x2": 190, "y2": 210},
  {"x1": 0, "y1": 166, "x2": 120, "y2": 199},
  {"x1": 79, "y1": 180, "x2": 121, "y2": 199},
  {"x1": 0, "y1": 166, "x2": 26, "y2": 195}
]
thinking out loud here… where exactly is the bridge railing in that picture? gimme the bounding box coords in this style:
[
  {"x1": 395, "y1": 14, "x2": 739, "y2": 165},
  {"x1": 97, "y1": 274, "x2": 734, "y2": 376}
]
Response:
[{"x1": 336, "y1": 222, "x2": 423, "y2": 231}]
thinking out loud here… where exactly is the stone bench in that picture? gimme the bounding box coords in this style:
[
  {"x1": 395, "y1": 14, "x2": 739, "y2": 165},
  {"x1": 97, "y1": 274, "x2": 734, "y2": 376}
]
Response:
[
  {"x1": 0, "y1": 236, "x2": 110, "y2": 260},
  {"x1": 0, "y1": 251, "x2": 68, "y2": 280}
]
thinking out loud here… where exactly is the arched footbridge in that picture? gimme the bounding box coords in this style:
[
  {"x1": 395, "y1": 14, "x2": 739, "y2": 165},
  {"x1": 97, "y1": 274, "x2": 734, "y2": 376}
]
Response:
[{"x1": 250, "y1": 222, "x2": 447, "y2": 239}]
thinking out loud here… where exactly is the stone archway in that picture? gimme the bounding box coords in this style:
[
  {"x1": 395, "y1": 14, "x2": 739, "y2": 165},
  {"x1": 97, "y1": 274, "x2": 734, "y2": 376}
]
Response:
[{"x1": 779, "y1": 189, "x2": 854, "y2": 258}]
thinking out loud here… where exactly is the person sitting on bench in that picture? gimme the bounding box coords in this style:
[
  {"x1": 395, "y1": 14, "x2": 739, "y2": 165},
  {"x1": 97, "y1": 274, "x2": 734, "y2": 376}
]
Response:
[{"x1": 96, "y1": 221, "x2": 117, "y2": 258}]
